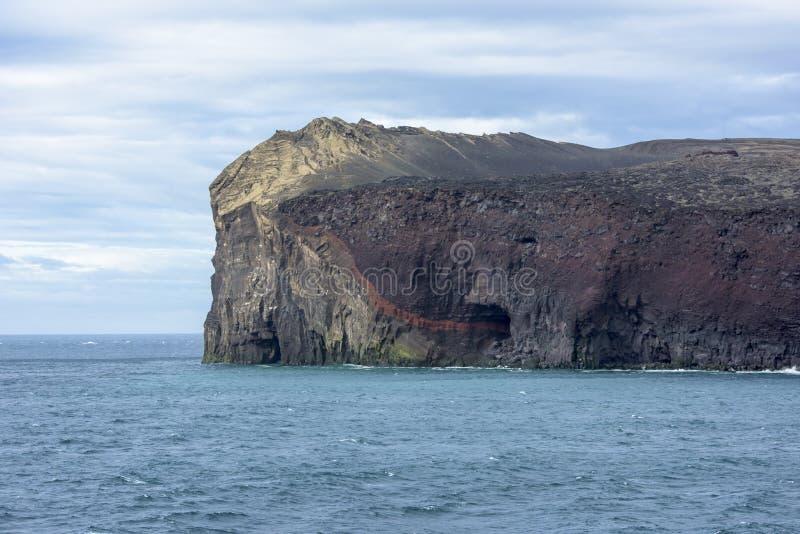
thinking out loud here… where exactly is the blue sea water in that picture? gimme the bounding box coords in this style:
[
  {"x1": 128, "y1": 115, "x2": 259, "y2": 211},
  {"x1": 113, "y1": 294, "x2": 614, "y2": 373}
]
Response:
[{"x1": 1, "y1": 335, "x2": 799, "y2": 533}]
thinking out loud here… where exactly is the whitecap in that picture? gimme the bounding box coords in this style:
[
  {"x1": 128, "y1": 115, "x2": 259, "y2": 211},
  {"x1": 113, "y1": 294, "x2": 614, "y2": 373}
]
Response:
[
  {"x1": 582, "y1": 368, "x2": 718, "y2": 373},
  {"x1": 738, "y1": 366, "x2": 800, "y2": 375},
  {"x1": 640, "y1": 368, "x2": 712, "y2": 373},
  {"x1": 81, "y1": 341, "x2": 97, "y2": 345}
]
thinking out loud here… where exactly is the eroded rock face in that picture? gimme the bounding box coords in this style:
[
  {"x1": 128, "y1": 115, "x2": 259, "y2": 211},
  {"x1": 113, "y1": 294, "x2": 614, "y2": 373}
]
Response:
[{"x1": 204, "y1": 118, "x2": 800, "y2": 369}]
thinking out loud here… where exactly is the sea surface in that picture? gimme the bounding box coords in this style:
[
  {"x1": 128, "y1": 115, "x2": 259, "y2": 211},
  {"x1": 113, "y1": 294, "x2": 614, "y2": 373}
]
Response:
[{"x1": 1, "y1": 335, "x2": 799, "y2": 533}]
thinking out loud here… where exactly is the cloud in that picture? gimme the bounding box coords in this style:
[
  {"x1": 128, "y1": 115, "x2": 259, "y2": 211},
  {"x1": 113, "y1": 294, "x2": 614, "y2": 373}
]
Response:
[
  {"x1": 0, "y1": 239, "x2": 214, "y2": 333},
  {"x1": 734, "y1": 113, "x2": 800, "y2": 130},
  {"x1": 20, "y1": 256, "x2": 70, "y2": 270},
  {"x1": 0, "y1": 241, "x2": 211, "y2": 276},
  {"x1": 0, "y1": 0, "x2": 797, "y2": 332},
  {"x1": 365, "y1": 112, "x2": 612, "y2": 147},
  {"x1": 731, "y1": 72, "x2": 800, "y2": 91}
]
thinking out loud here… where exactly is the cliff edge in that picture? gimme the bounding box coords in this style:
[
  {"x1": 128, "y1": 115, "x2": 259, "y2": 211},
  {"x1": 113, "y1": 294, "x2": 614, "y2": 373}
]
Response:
[{"x1": 204, "y1": 118, "x2": 800, "y2": 369}]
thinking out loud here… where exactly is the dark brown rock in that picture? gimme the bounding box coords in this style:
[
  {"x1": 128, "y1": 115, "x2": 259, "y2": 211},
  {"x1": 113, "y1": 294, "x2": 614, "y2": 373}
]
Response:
[{"x1": 203, "y1": 118, "x2": 800, "y2": 369}]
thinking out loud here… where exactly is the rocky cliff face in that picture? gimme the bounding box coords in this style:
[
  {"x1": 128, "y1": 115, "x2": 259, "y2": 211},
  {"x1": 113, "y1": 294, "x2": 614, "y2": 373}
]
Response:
[{"x1": 204, "y1": 118, "x2": 800, "y2": 369}]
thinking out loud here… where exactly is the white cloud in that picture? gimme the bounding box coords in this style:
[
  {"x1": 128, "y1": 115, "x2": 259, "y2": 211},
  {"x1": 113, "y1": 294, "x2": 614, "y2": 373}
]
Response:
[
  {"x1": 365, "y1": 113, "x2": 612, "y2": 147},
  {"x1": 0, "y1": 241, "x2": 211, "y2": 277},
  {"x1": 735, "y1": 113, "x2": 800, "y2": 130},
  {"x1": 0, "y1": 20, "x2": 721, "y2": 86},
  {"x1": 0, "y1": 0, "x2": 797, "y2": 332},
  {"x1": 731, "y1": 72, "x2": 800, "y2": 91}
]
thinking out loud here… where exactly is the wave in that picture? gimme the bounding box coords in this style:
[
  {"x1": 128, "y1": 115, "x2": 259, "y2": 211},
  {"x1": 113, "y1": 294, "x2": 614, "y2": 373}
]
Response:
[
  {"x1": 300, "y1": 363, "x2": 800, "y2": 374},
  {"x1": 115, "y1": 475, "x2": 146, "y2": 485},
  {"x1": 641, "y1": 368, "x2": 718, "y2": 373},
  {"x1": 81, "y1": 341, "x2": 97, "y2": 345},
  {"x1": 737, "y1": 366, "x2": 799, "y2": 375},
  {"x1": 592, "y1": 367, "x2": 800, "y2": 375}
]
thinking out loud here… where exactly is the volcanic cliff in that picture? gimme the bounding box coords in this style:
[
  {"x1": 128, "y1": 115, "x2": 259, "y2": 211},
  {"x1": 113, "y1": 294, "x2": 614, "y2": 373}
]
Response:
[{"x1": 204, "y1": 117, "x2": 800, "y2": 369}]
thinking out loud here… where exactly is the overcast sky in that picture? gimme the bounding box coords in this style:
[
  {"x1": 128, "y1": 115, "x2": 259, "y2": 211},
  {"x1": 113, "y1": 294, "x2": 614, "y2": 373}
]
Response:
[{"x1": 0, "y1": 0, "x2": 798, "y2": 334}]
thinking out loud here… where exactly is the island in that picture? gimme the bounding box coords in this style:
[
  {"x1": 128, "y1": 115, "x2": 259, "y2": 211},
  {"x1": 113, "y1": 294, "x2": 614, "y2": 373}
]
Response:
[{"x1": 203, "y1": 117, "x2": 800, "y2": 369}]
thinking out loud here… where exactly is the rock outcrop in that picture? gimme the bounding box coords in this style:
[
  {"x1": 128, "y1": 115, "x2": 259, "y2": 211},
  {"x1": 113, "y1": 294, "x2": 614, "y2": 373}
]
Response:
[{"x1": 204, "y1": 118, "x2": 800, "y2": 369}]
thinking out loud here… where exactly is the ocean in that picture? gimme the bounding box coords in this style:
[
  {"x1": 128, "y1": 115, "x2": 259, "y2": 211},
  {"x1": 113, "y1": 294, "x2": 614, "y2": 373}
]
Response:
[{"x1": 1, "y1": 334, "x2": 798, "y2": 533}]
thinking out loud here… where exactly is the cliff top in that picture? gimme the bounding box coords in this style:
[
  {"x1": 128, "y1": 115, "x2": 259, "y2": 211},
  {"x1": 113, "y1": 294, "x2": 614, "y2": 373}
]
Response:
[{"x1": 209, "y1": 117, "x2": 800, "y2": 218}]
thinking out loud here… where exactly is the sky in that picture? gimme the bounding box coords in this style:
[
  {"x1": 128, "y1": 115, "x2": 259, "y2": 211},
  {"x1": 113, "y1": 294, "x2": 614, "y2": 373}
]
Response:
[{"x1": 0, "y1": 0, "x2": 798, "y2": 334}]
